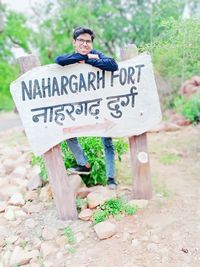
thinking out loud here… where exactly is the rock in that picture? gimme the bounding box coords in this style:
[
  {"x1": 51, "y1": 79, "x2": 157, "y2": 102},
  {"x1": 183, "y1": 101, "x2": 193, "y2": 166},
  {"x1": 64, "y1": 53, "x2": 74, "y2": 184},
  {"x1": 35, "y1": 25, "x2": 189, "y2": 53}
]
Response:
[
  {"x1": 75, "y1": 232, "x2": 85, "y2": 243},
  {"x1": 2, "y1": 159, "x2": 16, "y2": 174},
  {"x1": 42, "y1": 226, "x2": 58, "y2": 241},
  {"x1": 23, "y1": 203, "x2": 43, "y2": 214},
  {"x1": 0, "y1": 185, "x2": 23, "y2": 200},
  {"x1": 87, "y1": 187, "x2": 116, "y2": 208},
  {"x1": 24, "y1": 218, "x2": 38, "y2": 229},
  {"x1": 25, "y1": 190, "x2": 38, "y2": 201},
  {"x1": 94, "y1": 221, "x2": 117, "y2": 240},
  {"x1": 9, "y1": 246, "x2": 33, "y2": 266},
  {"x1": 8, "y1": 192, "x2": 25, "y2": 206},
  {"x1": 43, "y1": 261, "x2": 54, "y2": 267},
  {"x1": 128, "y1": 199, "x2": 148, "y2": 209},
  {"x1": 39, "y1": 185, "x2": 53, "y2": 202},
  {"x1": 0, "y1": 201, "x2": 7, "y2": 212},
  {"x1": 78, "y1": 209, "x2": 93, "y2": 221},
  {"x1": 131, "y1": 239, "x2": 140, "y2": 247},
  {"x1": 147, "y1": 243, "x2": 158, "y2": 252},
  {"x1": 11, "y1": 166, "x2": 27, "y2": 179},
  {"x1": 40, "y1": 241, "x2": 58, "y2": 259},
  {"x1": 4, "y1": 207, "x2": 16, "y2": 221},
  {"x1": 55, "y1": 236, "x2": 68, "y2": 247},
  {"x1": 27, "y1": 173, "x2": 42, "y2": 191},
  {"x1": 77, "y1": 187, "x2": 93, "y2": 198},
  {"x1": 15, "y1": 209, "x2": 27, "y2": 218}
]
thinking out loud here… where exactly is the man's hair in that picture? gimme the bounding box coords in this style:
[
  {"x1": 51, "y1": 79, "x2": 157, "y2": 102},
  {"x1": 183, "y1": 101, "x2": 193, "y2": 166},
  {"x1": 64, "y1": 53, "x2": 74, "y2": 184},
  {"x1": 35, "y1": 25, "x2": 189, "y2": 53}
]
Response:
[{"x1": 73, "y1": 27, "x2": 95, "y2": 41}]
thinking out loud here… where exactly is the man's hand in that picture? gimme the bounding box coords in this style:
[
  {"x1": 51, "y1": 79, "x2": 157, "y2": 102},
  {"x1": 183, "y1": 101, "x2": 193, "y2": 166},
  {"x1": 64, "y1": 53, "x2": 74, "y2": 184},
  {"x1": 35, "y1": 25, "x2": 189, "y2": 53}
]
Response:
[
  {"x1": 79, "y1": 60, "x2": 85, "y2": 64},
  {"x1": 87, "y1": 54, "x2": 99, "y2": 60}
]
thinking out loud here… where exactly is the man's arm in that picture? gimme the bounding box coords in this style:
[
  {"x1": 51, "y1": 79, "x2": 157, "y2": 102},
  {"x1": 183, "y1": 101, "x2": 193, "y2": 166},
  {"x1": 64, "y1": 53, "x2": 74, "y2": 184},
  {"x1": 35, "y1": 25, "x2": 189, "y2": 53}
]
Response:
[
  {"x1": 55, "y1": 53, "x2": 87, "y2": 66},
  {"x1": 85, "y1": 50, "x2": 118, "y2": 71}
]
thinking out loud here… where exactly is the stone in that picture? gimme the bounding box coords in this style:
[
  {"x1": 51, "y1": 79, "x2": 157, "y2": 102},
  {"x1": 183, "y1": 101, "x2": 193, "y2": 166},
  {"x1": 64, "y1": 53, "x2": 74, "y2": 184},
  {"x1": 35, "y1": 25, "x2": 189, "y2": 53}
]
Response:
[
  {"x1": 0, "y1": 201, "x2": 7, "y2": 212},
  {"x1": 87, "y1": 187, "x2": 116, "y2": 208},
  {"x1": 8, "y1": 192, "x2": 25, "y2": 206},
  {"x1": 40, "y1": 241, "x2": 58, "y2": 259},
  {"x1": 9, "y1": 246, "x2": 33, "y2": 266},
  {"x1": 0, "y1": 185, "x2": 23, "y2": 200},
  {"x1": 39, "y1": 185, "x2": 53, "y2": 202},
  {"x1": 55, "y1": 236, "x2": 68, "y2": 247},
  {"x1": 42, "y1": 226, "x2": 58, "y2": 241},
  {"x1": 94, "y1": 221, "x2": 117, "y2": 240},
  {"x1": 23, "y1": 203, "x2": 43, "y2": 214},
  {"x1": 27, "y1": 173, "x2": 42, "y2": 191},
  {"x1": 3, "y1": 159, "x2": 16, "y2": 174},
  {"x1": 4, "y1": 207, "x2": 16, "y2": 221},
  {"x1": 78, "y1": 209, "x2": 93, "y2": 221},
  {"x1": 24, "y1": 218, "x2": 38, "y2": 229},
  {"x1": 25, "y1": 190, "x2": 38, "y2": 201},
  {"x1": 11, "y1": 166, "x2": 27, "y2": 179}
]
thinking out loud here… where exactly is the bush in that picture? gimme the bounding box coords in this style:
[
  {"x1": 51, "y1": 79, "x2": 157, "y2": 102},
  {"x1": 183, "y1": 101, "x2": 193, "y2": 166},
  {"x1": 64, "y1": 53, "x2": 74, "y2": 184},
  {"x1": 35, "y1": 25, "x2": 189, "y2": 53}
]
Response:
[
  {"x1": 31, "y1": 137, "x2": 128, "y2": 186},
  {"x1": 92, "y1": 198, "x2": 138, "y2": 224},
  {"x1": 174, "y1": 93, "x2": 200, "y2": 123}
]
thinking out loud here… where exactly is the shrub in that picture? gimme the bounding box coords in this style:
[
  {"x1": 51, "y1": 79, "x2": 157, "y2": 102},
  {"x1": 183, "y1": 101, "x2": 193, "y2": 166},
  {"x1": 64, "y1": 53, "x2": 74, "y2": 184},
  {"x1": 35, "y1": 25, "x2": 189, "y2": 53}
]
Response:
[
  {"x1": 31, "y1": 137, "x2": 128, "y2": 186},
  {"x1": 174, "y1": 93, "x2": 200, "y2": 124},
  {"x1": 92, "y1": 197, "x2": 138, "y2": 224}
]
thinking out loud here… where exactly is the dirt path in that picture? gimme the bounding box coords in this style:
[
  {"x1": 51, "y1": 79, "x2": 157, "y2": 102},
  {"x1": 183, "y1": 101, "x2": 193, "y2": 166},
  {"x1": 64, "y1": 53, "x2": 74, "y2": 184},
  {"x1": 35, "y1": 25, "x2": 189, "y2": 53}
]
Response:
[{"x1": 0, "y1": 112, "x2": 200, "y2": 267}]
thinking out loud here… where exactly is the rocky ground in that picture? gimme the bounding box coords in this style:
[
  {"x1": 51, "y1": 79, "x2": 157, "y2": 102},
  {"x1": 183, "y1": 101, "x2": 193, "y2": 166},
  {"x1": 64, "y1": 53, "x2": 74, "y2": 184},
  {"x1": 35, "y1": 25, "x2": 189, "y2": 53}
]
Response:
[{"x1": 0, "y1": 112, "x2": 200, "y2": 267}]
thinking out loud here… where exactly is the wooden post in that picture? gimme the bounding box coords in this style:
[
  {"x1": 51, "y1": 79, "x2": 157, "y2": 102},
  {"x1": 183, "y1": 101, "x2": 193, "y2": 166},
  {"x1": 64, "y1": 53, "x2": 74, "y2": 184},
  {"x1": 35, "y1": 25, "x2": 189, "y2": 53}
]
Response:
[
  {"x1": 120, "y1": 44, "x2": 152, "y2": 199},
  {"x1": 18, "y1": 55, "x2": 80, "y2": 220}
]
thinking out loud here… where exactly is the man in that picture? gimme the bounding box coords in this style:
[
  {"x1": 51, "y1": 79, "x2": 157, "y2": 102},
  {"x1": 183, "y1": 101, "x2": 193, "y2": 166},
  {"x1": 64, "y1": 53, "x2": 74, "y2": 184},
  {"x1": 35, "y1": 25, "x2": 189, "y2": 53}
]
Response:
[{"x1": 55, "y1": 26, "x2": 118, "y2": 189}]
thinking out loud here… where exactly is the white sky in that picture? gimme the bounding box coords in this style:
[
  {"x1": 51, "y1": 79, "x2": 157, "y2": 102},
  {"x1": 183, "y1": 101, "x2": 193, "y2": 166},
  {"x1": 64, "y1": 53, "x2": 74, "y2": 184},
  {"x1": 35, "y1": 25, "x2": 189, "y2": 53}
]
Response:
[{"x1": 2, "y1": 0, "x2": 44, "y2": 13}]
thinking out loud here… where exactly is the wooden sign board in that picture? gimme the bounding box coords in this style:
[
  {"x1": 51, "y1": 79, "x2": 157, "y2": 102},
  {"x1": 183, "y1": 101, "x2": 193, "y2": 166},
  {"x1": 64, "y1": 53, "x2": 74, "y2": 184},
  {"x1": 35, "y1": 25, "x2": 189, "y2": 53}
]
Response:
[{"x1": 10, "y1": 53, "x2": 162, "y2": 156}]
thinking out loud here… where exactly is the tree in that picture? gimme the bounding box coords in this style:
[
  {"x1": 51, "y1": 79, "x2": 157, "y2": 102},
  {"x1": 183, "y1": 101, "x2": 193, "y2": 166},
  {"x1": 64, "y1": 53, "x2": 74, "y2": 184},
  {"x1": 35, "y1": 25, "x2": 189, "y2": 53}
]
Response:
[{"x1": 0, "y1": 2, "x2": 30, "y2": 110}]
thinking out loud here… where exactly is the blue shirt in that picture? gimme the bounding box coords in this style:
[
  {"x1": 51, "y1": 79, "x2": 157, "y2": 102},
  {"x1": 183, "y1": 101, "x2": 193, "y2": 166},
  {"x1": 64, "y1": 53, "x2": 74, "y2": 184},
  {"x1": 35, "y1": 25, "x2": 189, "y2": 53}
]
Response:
[{"x1": 55, "y1": 49, "x2": 118, "y2": 72}]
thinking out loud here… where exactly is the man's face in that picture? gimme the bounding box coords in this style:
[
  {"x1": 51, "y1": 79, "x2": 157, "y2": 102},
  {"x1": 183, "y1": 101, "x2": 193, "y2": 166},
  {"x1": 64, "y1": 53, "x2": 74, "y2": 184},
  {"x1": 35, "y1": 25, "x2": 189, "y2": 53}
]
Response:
[{"x1": 73, "y1": 33, "x2": 93, "y2": 55}]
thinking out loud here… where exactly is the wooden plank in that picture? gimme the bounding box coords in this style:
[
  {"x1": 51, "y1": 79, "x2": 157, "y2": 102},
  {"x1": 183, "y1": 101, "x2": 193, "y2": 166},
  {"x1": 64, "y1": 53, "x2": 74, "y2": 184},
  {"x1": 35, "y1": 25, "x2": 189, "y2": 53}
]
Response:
[
  {"x1": 120, "y1": 45, "x2": 152, "y2": 199},
  {"x1": 18, "y1": 55, "x2": 80, "y2": 220}
]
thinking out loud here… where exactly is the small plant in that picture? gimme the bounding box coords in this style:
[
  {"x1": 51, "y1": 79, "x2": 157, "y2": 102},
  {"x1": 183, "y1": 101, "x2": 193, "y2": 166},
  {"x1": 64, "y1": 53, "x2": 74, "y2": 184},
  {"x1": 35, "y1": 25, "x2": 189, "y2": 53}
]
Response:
[
  {"x1": 76, "y1": 196, "x2": 87, "y2": 212},
  {"x1": 92, "y1": 198, "x2": 138, "y2": 224},
  {"x1": 64, "y1": 227, "x2": 76, "y2": 244},
  {"x1": 67, "y1": 246, "x2": 76, "y2": 254},
  {"x1": 101, "y1": 198, "x2": 124, "y2": 215},
  {"x1": 92, "y1": 209, "x2": 109, "y2": 224},
  {"x1": 123, "y1": 204, "x2": 137, "y2": 215}
]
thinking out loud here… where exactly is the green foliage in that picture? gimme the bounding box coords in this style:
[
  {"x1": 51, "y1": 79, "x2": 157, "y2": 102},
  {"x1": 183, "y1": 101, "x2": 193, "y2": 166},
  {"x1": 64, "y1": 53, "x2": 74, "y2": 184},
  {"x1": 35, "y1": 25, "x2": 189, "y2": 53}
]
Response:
[
  {"x1": 76, "y1": 196, "x2": 87, "y2": 212},
  {"x1": 0, "y1": 4, "x2": 30, "y2": 110},
  {"x1": 123, "y1": 204, "x2": 137, "y2": 215},
  {"x1": 148, "y1": 18, "x2": 200, "y2": 81},
  {"x1": 64, "y1": 226, "x2": 76, "y2": 244},
  {"x1": 92, "y1": 198, "x2": 138, "y2": 224},
  {"x1": 31, "y1": 137, "x2": 127, "y2": 186},
  {"x1": 61, "y1": 137, "x2": 128, "y2": 186},
  {"x1": 174, "y1": 93, "x2": 200, "y2": 123},
  {"x1": 101, "y1": 197, "x2": 124, "y2": 215}
]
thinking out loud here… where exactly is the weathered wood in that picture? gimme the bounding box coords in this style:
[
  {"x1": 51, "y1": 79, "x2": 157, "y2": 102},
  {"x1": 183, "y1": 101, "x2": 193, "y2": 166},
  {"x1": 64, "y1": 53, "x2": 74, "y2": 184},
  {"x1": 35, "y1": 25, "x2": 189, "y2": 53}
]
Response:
[
  {"x1": 18, "y1": 55, "x2": 79, "y2": 220},
  {"x1": 120, "y1": 44, "x2": 152, "y2": 199}
]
